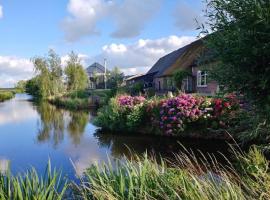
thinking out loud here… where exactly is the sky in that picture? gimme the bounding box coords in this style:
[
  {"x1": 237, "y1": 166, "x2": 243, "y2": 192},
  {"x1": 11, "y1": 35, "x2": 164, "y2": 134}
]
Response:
[{"x1": 0, "y1": 0, "x2": 206, "y2": 87}]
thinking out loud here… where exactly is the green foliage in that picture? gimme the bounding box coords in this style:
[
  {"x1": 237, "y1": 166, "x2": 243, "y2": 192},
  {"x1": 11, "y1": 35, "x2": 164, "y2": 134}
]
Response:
[
  {"x1": 201, "y1": 0, "x2": 270, "y2": 109},
  {"x1": 25, "y1": 77, "x2": 40, "y2": 97},
  {"x1": 130, "y1": 82, "x2": 144, "y2": 95},
  {"x1": 107, "y1": 67, "x2": 124, "y2": 89},
  {"x1": 94, "y1": 96, "x2": 146, "y2": 132},
  {"x1": 74, "y1": 146, "x2": 270, "y2": 200},
  {"x1": 0, "y1": 161, "x2": 67, "y2": 200},
  {"x1": 51, "y1": 97, "x2": 90, "y2": 110},
  {"x1": 0, "y1": 91, "x2": 14, "y2": 102},
  {"x1": 94, "y1": 97, "x2": 126, "y2": 131},
  {"x1": 64, "y1": 51, "x2": 89, "y2": 92},
  {"x1": 173, "y1": 70, "x2": 191, "y2": 90},
  {"x1": 31, "y1": 49, "x2": 64, "y2": 98},
  {"x1": 15, "y1": 80, "x2": 27, "y2": 93}
]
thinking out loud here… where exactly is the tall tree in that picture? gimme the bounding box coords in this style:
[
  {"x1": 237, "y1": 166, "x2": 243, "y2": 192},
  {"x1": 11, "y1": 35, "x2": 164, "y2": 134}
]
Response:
[
  {"x1": 201, "y1": 0, "x2": 270, "y2": 108},
  {"x1": 32, "y1": 50, "x2": 64, "y2": 98},
  {"x1": 64, "y1": 51, "x2": 89, "y2": 92}
]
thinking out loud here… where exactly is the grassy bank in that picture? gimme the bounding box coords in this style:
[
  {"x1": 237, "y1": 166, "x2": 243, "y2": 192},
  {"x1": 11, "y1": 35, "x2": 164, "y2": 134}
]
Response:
[
  {"x1": 0, "y1": 90, "x2": 15, "y2": 102},
  {"x1": 49, "y1": 89, "x2": 113, "y2": 110},
  {"x1": 0, "y1": 146, "x2": 269, "y2": 199}
]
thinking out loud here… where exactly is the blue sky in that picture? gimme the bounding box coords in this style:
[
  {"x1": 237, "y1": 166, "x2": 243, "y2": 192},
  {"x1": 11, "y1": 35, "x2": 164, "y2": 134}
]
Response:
[{"x1": 0, "y1": 0, "x2": 205, "y2": 87}]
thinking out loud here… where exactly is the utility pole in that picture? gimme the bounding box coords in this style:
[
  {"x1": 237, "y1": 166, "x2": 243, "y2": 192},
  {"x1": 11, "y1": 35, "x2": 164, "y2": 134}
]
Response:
[{"x1": 104, "y1": 58, "x2": 107, "y2": 89}]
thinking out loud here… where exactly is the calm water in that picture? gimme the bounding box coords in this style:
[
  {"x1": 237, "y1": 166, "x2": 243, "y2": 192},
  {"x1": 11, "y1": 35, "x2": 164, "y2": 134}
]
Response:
[{"x1": 0, "y1": 94, "x2": 230, "y2": 179}]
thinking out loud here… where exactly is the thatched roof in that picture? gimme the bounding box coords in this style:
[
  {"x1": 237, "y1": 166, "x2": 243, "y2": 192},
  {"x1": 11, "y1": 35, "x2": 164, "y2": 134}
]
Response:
[
  {"x1": 146, "y1": 39, "x2": 205, "y2": 78},
  {"x1": 163, "y1": 39, "x2": 204, "y2": 76}
]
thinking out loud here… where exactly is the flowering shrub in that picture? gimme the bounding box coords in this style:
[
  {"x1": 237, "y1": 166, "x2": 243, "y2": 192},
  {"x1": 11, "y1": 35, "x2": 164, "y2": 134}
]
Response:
[
  {"x1": 151, "y1": 94, "x2": 204, "y2": 135},
  {"x1": 95, "y1": 93, "x2": 241, "y2": 136},
  {"x1": 212, "y1": 94, "x2": 239, "y2": 117},
  {"x1": 117, "y1": 95, "x2": 146, "y2": 108}
]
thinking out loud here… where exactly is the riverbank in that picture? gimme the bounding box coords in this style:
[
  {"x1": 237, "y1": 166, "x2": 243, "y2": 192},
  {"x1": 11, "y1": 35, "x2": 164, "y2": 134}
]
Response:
[
  {"x1": 0, "y1": 145, "x2": 269, "y2": 200},
  {"x1": 47, "y1": 89, "x2": 113, "y2": 110},
  {"x1": 0, "y1": 90, "x2": 15, "y2": 102}
]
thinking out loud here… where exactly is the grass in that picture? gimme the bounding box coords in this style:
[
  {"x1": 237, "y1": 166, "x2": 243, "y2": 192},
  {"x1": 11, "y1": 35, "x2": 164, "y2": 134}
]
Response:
[
  {"x1": 0, "y1": 145, "x2": 269, "y2": 199},
  {"x1": 0, "y1": 161, "x2": 67, "y2": 200},
  {"x1": 73, "y1": 145, "x2": 270, "y2": 200},
  {"x1": 0, "y1": 90, "x2": 15, "y2": 102},
  {"x1": 49, "y1": 89, "x2": 113, "y2": 110}
]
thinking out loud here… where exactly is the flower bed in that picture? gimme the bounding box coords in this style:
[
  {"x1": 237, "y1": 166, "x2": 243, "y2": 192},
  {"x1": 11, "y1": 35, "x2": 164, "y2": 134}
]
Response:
[{"x1": 94, "y1": 93, "x2": 241, "y2": 138}]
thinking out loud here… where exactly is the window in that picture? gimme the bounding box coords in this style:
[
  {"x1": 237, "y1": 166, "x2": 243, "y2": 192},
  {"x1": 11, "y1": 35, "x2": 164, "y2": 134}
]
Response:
[
  {"x1": 197, "y1": 71, "x2": 207, "y2": 87},
  {"x1": 183, "y1": 76, "x2": 193, "y2": 92}
]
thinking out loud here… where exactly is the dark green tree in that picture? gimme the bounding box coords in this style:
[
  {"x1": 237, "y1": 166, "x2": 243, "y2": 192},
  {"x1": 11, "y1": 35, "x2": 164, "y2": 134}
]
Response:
[{"x1": 201, "y1": 0, "x2": 270, "y2": 108}]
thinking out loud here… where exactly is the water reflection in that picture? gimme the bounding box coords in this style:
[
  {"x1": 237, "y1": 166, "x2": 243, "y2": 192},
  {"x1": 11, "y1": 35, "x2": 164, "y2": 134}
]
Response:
[
  {"x1": 0, "y1": 94, "x2": 36, "y2": 125},
  {"x1": 0, "y1": 94, "x2": 231, "y2": 180},
  {"x1": 94, "y1": 132, "x2": 231, "y2": 162},
  {"x1": 35, "y1": 101, "x2": 89, "y2": 147},
  {"x1": 0, "y1": 158, "x2": 9, "y2": 174}
]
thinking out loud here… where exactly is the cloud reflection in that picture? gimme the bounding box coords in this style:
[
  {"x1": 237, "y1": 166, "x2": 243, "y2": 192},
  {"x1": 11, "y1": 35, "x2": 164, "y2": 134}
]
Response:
[
  {"x1": 0, "y1": 95, "x2": 37, "y2": 125},
  {"x1": 0, "y1": 158, "x2": 9, "y2": 174}
]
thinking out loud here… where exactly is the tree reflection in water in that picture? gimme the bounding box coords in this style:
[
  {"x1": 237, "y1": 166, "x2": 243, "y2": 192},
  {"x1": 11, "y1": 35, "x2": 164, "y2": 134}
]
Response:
[
  {"x1": 94, "y1": 131, "x2": 231, "y2": 163},
  {"x1": 35, "y1": 101, "x2": 89, "y2": 147}
]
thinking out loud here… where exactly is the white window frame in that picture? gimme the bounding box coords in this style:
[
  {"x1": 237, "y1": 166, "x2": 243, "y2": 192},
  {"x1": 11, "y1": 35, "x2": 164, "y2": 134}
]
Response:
[{"x1": 197, "y1": 70, "x2": 208, "y2": 87}]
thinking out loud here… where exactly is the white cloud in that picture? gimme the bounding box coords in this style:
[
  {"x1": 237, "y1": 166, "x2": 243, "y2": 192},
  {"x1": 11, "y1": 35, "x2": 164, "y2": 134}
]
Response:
[
  {"x1": 0, "y1": 56, "x2": 34, "y2": 87},
  {"x1": 62, "y1": 0, "x2": 110, "y2": 42},
  {"x1": 0, "y1": 5, "x2": 3, "y2": 19},
  {"x1": 0, "y1": 53, "x2": 90, "y2": 88},
  {"x1": 110, "y1": 0, "x2": 161, "y2": 38},
  {"x1": 173, "y1": 1, "x2": 205, "y2": 31},
  {"x1": 61, "y1": 53, "x2": 89, "y2": 67},
  {"x1": 62, "y1": 0, "x2": 162, "y2": 42},
  {"x1": 0, "y1": 35, "x2": 196, "y2": 87},
  {"x1": 92, "y1": 35, "x2": 196, "y2": 75}
]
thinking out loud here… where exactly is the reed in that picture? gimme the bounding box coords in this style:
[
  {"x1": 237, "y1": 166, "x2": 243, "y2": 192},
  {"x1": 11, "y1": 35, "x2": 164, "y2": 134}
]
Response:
[
  {"x1": 74, "y1": 146, "x2": 270, "y2": 200},
  {"x1": 0, "y1": 161, "x2": 67, "y2": 200}
]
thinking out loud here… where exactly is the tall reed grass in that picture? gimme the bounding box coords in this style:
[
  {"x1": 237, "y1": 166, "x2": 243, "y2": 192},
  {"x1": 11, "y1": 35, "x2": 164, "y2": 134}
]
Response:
[
  {"x1": 0, "y1": 146, "x2": 269, "y2": 200},
  {"x1": 74, "y1": 146, "x2": 270, "y2": 200},
  {"x1": 0, "y1": 161, "x2": 67, "y2": 200}
]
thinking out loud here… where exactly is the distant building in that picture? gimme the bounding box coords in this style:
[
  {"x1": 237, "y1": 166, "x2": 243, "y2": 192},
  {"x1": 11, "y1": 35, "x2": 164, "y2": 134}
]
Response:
[{"x1": 86, "y1": 62, "x2": 108, "y2": 89}]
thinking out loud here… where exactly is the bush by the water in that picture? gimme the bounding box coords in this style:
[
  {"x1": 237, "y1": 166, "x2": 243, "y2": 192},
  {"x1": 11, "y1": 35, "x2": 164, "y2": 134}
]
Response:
[
  {"x1": 0, "y1": 91, "x2": 15, "y2": 102},
  {"x1": 94, "y1": 93, "x2": 241, "y2": 137}
]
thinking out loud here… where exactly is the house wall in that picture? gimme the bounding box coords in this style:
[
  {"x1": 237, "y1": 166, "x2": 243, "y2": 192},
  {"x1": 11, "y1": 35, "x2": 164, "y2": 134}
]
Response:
[
  {"x1": 154, "y1": 77, "x2": 162, "y2": 91},
  {"x1": 192, "y1": 66, "x2": 219, "y2": 95}
]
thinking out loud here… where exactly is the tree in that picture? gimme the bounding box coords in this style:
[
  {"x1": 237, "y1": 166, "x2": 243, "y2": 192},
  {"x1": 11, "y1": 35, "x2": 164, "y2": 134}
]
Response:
[
  {"x1": 201, "y1": 0, "x2": 270, "y2": 108},
  {"x1": 107, "y1": 67, "x2": 124, "y2": 89},
  {"x1": 64, "y1": 51, "x2": 89, "y2": 92},
  {"x1": 32, "y1": 49, "x2": 64, "y2": 98},
  {"x1": 15, "y1": 80, "x2": 27, "y2": 93}
]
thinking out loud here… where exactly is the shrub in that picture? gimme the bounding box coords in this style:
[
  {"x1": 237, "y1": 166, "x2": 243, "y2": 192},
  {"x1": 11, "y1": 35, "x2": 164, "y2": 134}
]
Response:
[
  {"x1": 0, "y1": 91, "x2": 15, "y2": 102},
  {"x1": 94, "y1": 95, "x2": 146, "y2": 132},
  {"x1": 95, "y1": 93, "x2": 242, "y2": 136}
]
